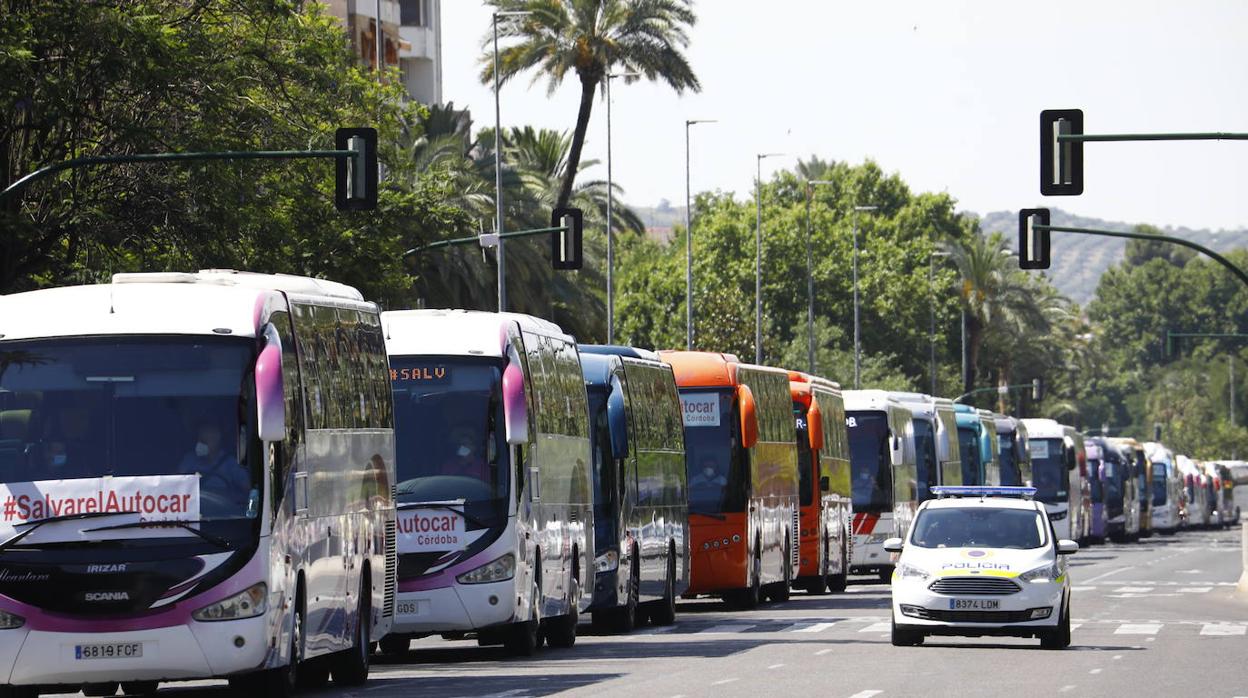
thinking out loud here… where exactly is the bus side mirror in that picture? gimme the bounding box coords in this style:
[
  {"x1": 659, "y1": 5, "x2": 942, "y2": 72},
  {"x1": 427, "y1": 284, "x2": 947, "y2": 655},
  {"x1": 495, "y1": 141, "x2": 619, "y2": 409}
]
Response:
[
  {"x1": 738, "y1": 384, "x2": 759, "y2": 450},
  {"x1": 502, "y1": 362, "x2": 529, "y2": 446},
  {"x1": 255, "y1": 337, "x2": 286, "y2": 444},
  {"x1": 807, "y1": 398, "x2": 824, "y2": 452},
  {"x1": 607, "y1": 380, "x2": 630, "y2": 460},
  {"x1": 890, "y1": 434, "x2": 904, "y2": 467}
]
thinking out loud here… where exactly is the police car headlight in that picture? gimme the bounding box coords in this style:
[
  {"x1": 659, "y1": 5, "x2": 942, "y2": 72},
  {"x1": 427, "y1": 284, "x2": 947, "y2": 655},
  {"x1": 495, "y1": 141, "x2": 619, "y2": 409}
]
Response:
[
  {"x1": 0, "y1": 609, "x2": 24, "y2": 630},
  {"x1": 192, "y1": 583, "x2": 267, "y2": 622},
  {"x1": 1019, "y1": 563, "x2": 1061, "y2": 584},
  {"x1": 595, "y1": 550, "x2": 619, "y2": 573},
  {"x1": 895, "y1": 562, "x2": 931, "y2": 582},
  {"x1": 456, "y1": 553, "x2": 516, "y2": 584}
]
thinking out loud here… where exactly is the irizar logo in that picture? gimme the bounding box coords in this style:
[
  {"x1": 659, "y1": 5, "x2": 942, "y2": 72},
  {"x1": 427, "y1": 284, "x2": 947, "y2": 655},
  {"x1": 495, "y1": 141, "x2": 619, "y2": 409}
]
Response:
[
  {"x1": 84, "y1": 591, "x2": 130, "y2": 602},
  {"x1": 84, "y1": 564, "x2": 127, "y2": 573}
]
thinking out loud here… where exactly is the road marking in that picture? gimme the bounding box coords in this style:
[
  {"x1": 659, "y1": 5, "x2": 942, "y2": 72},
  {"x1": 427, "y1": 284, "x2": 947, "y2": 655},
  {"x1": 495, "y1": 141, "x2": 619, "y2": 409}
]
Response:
[
  {"x1": 791, "y1": 622, "x2": 838, "y2": 633},
  {"x1": 1070, "y1": 623, "x2": 1082, "y2": 631},
  {"x1": 847, "y1": 691, "x2": 883, "y2": 698},
  {"x1": 1177, "y1": 569, "x2": 1202, "y2": 574},
  {"x1": 1114, "y1": 623, "x2": 1162, "y2": 635},
  {"x1": 1146, "y1": 637, "x2": 1156, "y2": 642},
  {"x1": 1071, "y1": 586, "x2": 1094, "y2": 592},
  {"x1": 1112, "y1": 655, "x2": 1122, "y2": 660},
  {"x1": 1178, "y1": 587, "x2": 1212, "y2": 593},
  {"x1": 815, "y1": 648, "x2": 834, "y2": 656},
  {"x1": 711, "y1": 678, "x2": 739, "y2": 686},
  {"x1": 1059, "y1": 685, "x2": 1077, "y2": 693},
  {"x1": 1200, "y1": 624, "x2": 1247, "y2": 636},
  {"x1": 701, "y1": 624, "x2": 755, "y2": 634},
  {"x1": 768, "y1": 663, "x2": 785, "y2": 670},
  {"x1": 1111, "y1": 586, "x2": 1154, "y2": 593},
  {"x1": 1082, "y1": 566, "x2": 1133, "y2": 584},
  {"x1": 1089, "y1": 668, "x2": 1102, "y2": 675},
  {"x1": 636, "y1": 625, "x2": 678, "y2": 635},
  {"x1": 859, "y1": 622, "x2": 891, "y2": 633}
]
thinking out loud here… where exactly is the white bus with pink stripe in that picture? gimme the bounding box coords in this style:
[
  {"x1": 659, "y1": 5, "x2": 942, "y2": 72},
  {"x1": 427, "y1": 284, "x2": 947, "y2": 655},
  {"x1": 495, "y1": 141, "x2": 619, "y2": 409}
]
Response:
[
  {"x1": 379, "y1": 310, "x2": 593, "y2": 656},
  {"x1": 0, "y1": 270, "x2": 396, "y2": 697}
]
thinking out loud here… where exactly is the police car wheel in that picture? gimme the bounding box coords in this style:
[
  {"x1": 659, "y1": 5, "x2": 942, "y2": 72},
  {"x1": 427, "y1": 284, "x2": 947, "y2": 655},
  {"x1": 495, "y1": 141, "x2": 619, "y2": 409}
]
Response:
[{"x1": 890, "y1": 618, "x2": 923, "y2": 646}]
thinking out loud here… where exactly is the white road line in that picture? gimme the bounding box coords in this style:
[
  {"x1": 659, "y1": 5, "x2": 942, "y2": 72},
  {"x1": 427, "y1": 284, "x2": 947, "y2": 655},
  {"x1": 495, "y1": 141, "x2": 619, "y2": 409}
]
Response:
[
  {"x1": 768, "y1": 663, "x2": 785, "y2": 669},
  {"x1": 1082, "y1": 566, "x2": 1133, "y2": 584},
  {"x1": 1059, "y1": 685, "x2": 1077, "y2": 693},
  {"x1": 815, "y1": 648, "x2": 835, "y2": 656},
  {"x1": 711, "y1": 678, "x2": 739, "y2": 686},
  {"x1": 1114, "y1": 623, "x2": 1162, "y2": 635},
  {"x1": 1071, "y1": 586, "x2": 1094, "y2": 592},
  {"x1": 847, "y1": 691, "x2": 883, "y2": 698},
  {"x1": 859, "y1": 622, "x2": 891, "y2": 633},
  {"x1": 701, "y1": 624, "x2": 755, "y2": 634},
  {"x1": 1178, "y1": 587, "x2": 1212, "y2": 593},
  {"x1": 1089, "y1": 669, "x2": 1102, "y2": 675},
  {"x1": 1070, "y1": 623, "x2": 1082, "y2": 632},
  {"x1": 1112, "y1": 586, "x2": 1154, "y2": 593},
  {"x1": 636, "y1": 625, "x2": 678, "y2": 635},
  {"x1": 1200, "y1": 624, "x2": 1247, "y2": 636},
  {"x1": 791, "y1": 622, "x2": 838, "y2": 633},
  {"x1": 1112, "y1": 655, "x2": 1123, "y2": 660}
]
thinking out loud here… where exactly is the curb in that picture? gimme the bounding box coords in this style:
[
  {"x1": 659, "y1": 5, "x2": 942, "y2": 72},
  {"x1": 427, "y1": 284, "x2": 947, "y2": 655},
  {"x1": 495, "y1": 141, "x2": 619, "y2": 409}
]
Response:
[{"x1": 1238, "y1": 522, "x2": 1248, "y2": 598}]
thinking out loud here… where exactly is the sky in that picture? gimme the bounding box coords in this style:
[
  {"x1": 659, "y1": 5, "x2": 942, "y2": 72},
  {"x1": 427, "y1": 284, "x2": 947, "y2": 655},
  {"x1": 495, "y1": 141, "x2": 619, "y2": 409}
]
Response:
[{"x1": 439, "y1": 0, "x2": 1248, "y2": 231}]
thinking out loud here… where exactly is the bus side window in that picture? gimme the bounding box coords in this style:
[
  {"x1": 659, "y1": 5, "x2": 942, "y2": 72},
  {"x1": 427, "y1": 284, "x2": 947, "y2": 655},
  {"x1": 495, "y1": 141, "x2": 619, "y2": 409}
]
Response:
[{"x1": 267, "y1": 309, "x2": 302, "y2": 512}]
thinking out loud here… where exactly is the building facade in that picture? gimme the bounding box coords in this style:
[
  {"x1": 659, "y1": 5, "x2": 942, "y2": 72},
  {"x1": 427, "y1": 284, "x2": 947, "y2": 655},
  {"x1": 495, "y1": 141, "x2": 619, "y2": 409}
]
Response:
[{"x1": 324, "y1": 0, "x2": 442, "y2": 106}]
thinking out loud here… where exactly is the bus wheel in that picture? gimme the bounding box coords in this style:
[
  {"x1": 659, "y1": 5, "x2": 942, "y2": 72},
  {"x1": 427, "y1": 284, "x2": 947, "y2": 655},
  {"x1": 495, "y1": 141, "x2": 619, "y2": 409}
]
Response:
[
  {"x1": 505, "y1": 576, "x2": 542, "y2": 657},
  {"x1": 647, "y1": 549, "x2": 678, "y2": 626},
  {"x1": 727, "y1": 549, "x2": 762, "y2": 609},
  {"x1": 877, "y1": 566, "x2": 894, "y2": 584},
  {"x1": 769, "y1": 540, "x2": 792, "y2": 603},
  {"x1": 611, "y1": 556, "x2": 639, "y2": 633},
  {"x1": 332, "y1": 574, "x2": 372, "y2": 686},
  {"x1": 827, "y1": 544, "x2": 848, "y2": 593},
  {"x1": 545, "y1": 578, "x2": 580, "y2": 649},
  {"x1": 378, "y1": 635, "x2": 410, "y2": 656},
  {"x1": 232, "y1": 586, "x2": 305, "y2": 696},
  {"x1": 120, "y1": 682, "x2": 159, "y2": 696}
]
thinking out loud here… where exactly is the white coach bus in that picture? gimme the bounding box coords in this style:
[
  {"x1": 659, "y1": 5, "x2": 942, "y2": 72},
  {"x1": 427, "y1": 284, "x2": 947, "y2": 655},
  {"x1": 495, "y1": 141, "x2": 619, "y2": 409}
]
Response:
[
  {"x1": 0, "y1": 270, "x2": 396, "y2": 696},
  {"x1": 844, "y1": 390, "x2": 915, "y2": 581},
  {"x1": 379, "y1": 310, "x2": 592, "y2": 656}
]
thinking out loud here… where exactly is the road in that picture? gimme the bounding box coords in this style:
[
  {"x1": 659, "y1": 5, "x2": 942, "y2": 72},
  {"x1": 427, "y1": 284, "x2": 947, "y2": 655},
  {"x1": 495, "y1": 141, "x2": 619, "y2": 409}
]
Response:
[{"x1": 48, "y1": 520, "x2": 1248, "y2": 698}]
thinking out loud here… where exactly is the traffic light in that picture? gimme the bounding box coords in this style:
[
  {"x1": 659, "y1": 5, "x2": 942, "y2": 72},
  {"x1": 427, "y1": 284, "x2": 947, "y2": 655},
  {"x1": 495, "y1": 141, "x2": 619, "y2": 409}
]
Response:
[
  {"x1": 1153, "y1": 423, "x2": 1163, "y2": 442},
  {"x1": 1018, "y1": 208, "x2": 1051, "y2": 270},
  {"x1": 335, "y1": 127, "x2": 378, "y2": 211},
  {"x1": 1040, "y1": 109, "x2": 1083, "y2": 196},
  {"x1": 1032, "y1": 378, "x2": 1043, "y2": 402},
  {"x1": 551, "y1": 207, "x2": 584, "y2": 270}
]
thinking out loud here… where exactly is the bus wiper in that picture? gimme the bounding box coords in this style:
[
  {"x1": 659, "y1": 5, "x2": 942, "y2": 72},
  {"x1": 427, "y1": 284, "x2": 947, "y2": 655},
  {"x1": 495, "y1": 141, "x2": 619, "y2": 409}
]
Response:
[
  {"x1": 688, "y1": 509, "x2": 728, "y2": 521},
  {"x1": 0, "y1": 511, "x2": 137, "y2": 553},
  {"x1": 398, "y1": 501, "x2": 490, "y2": 529},
  {"x1": 83, "y1": 519, "x2": 233, "y2": 550}
]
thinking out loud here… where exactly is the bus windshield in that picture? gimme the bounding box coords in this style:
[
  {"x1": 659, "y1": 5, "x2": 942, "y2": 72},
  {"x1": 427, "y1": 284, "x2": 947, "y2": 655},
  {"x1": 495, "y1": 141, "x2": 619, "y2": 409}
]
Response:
[
  {"x1": 847, "y1": 411, "x2": 892, "y2": 514},
  {"x1": 390, "y1": 357, "x2": 509, "y2": 524},
  {"x1": 588, "y1": 390, "x2": 618, "y2": 554},
  {"x1": 794, "y1": 402, "x2": 814, "y2": 506},
  {"x1": 1030, "y1": 438, "x2": 1068, "y2": 504},
  {"x1": 1152, "y1": 463, "x2": 1168, "y2": 505},
  {"x1": 958, "y1": 427, "x2": 980, "y2": 485},
  {"x1": 1089, "y1": 458, "x2": 1103, "y2": 500},
  {"x1": 998, "y1": 433, "x2": 1020, "y2": 486},
  {"x1": 0, "y1": 337, "x2": 260, "y2": 521},
  {"x1": 1103, "y1": 456, "x2": 1123, "y2": 504},
  {"x1": 914, "y1": 418, "x2": 937, "y2": 502},
  {"x1": 681, "y1": 389, "x2": 747, "y2": 514}
]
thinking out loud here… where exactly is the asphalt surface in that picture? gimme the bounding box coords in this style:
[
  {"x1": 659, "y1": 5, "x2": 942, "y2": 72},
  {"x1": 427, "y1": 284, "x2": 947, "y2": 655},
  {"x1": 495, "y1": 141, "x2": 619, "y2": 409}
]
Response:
[{"x1": 44, "y1": 512, "x2": 1248, "y2": 698}]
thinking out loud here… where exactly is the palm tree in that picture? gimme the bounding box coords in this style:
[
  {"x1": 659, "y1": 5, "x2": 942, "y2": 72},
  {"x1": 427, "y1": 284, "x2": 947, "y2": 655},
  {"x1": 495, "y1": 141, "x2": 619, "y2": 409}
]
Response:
[{"x1": 480, "y1": 0, "x2": 701, "y2": 211}]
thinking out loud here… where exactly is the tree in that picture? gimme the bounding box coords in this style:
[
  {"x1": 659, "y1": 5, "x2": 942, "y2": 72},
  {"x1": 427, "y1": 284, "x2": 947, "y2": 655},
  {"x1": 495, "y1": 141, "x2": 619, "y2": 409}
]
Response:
[{"x1": 480, "y1": 0, "x2": 700, "y2": 211}]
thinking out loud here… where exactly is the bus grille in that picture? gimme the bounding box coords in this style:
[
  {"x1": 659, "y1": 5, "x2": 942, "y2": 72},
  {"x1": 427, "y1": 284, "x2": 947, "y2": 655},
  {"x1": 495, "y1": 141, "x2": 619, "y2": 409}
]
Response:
[
  {"x1": 383, "y1": 514, "x2": 397, "y2": 619},
  {"x1": 791, "y1": 509, "x2": 800, "y2": 569},
  {"x1": 928, "y1": 577, "x2": 1020, "y2": 596}
]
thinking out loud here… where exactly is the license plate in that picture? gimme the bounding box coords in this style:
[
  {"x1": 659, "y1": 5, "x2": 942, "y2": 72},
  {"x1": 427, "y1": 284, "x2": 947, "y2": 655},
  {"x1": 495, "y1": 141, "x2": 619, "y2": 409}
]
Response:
[
  {"x1": 397, "y1": 600, "x2": 418, "y2": 616},
  {"x1": 75, "y1": 642, "x2": 143, "y2": 660},
  {"x1": 950, "y1": 599, "x2": 999, "y2": 611}
]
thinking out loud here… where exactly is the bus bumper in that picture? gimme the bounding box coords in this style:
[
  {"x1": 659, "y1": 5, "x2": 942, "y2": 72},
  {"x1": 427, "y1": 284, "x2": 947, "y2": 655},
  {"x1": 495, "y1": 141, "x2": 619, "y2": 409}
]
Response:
[
  {"x1": 3, "y1": 615, "x2": 269, "y2": 685},
  {"x1": 389, "y1": 580, "x2": 517, "y2": 634}
]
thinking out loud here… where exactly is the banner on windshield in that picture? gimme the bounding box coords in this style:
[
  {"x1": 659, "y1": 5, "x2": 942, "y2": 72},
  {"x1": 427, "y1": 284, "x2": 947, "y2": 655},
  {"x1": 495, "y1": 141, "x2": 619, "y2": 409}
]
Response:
[
  {"x1": 397, "y1": 508, "x2": 487, "y2": 553},
  {"x1": 680, "y1": 393, "x2": 721, "y2": 428},
  {"x1": 0, "y1": 475, "x2": 200, "y2": 534}
]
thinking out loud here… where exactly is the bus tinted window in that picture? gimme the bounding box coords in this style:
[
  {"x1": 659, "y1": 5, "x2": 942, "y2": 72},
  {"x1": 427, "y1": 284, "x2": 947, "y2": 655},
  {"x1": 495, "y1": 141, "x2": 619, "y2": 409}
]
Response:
[
  {"x1": 999, "y1": 433, "x2": 1020, "y2": 486},
  {"x1": 959, "y1": 427, "x2": 980, "y2": 485},
  {"x1": 389, "y1": 357, "x2": 508, "y2": 523},
  {"x1": 588, "y1": 390, "x2": 617, "y2": 554},
  {"x1": 914, "y1": 418, "x2": 937, "y2": 502},
  {"x1": 1153, "y1": 463, "x2": 1168, "y2": 505},
  {"x1": 847, "y1": 411, "x2": 892, "y2": 514},
  {"x1": 795, "y1": 402, "x2": 813, "y2": 506},
  {"x1": 1030, "y1": 438, "x2": 1068, "y2": 504},
  {"x1": 682, "y1": 389, "x2": 746, "y2": 514}
]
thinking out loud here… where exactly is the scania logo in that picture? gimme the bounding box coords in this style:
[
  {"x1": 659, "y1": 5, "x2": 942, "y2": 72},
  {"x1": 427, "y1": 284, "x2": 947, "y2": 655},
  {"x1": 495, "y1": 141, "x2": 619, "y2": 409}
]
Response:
[
  {"x1": 84, "y1": 591, "x2": 130, "y2": 602},
  {"x1": 84, "y1": 564, "x2": 127, "y2": 574}
]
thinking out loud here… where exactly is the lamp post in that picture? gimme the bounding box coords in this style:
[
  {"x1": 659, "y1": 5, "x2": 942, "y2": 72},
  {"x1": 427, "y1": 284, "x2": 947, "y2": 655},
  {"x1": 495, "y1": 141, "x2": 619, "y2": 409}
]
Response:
[
  {"x1": 930, "y1": 251, "x2": 950, "y2": 395},
  {"x1": 685, "y1": 119, "x2": 715, "y2": 350},
  {"x1": 805, "y1": 180, "x2": 836, "y2": 373},
  {"x1": 605, "y1": 71, "x2": 639, "y2": 344},
  {"x1": 755, "y1": 153, "x2": 786, "y2": 365},
  {"x1": 492, "y1": 9, "x2": 532, "y2": 313},
  {"x1": 852, "y1": 204, "x2": 877, "y2": 388}
]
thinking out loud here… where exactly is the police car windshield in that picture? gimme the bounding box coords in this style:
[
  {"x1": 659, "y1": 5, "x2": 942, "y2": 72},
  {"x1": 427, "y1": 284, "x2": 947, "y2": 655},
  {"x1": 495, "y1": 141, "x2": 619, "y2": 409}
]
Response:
[{"x1": 910, "y1": 506, "x2": 1047, "y2": 549}]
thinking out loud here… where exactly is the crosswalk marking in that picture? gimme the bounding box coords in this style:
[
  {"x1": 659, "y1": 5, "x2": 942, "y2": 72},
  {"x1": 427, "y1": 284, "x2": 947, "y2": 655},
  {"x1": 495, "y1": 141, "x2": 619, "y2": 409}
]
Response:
[
  {"x1": 859, "y1": 622, "x2": 891, "y2": 633},
  {"x1": 1070, "y1": 623, "x2": 1082, "y2": 632},
  {"x1": 701, "y1": 624, "x2": 754, "y2": 634},
  {"x1": 1112, "y1": 586, "x2": 1154, "y2": 593},
  {"x1": 1071, "y1": 586, "x2": 1095, "y2": 592},
  {"x1": 1114, "y1": 623, "x2": 1162, "y2": 635},
  {"x1": 790, "y1": 621, "x2": 837, "y2": 633},
  {"x1": 846, "y1": 691, "x2": 883, "y2": 698},
  {"x1": 1178, "y1": 587, "x2": 1212, "y2": 593},
  {"x1": 1200, "y1": 624, "x2": 1247, "y2": 636}
]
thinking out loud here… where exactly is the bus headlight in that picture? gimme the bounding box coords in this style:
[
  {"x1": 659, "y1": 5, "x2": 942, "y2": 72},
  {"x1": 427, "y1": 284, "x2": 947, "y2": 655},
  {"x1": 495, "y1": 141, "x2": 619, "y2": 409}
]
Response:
[
  {"x1": 595, "y1": 550, "x2": 619, "y2": 573},
  {"x1": 1019, "y1": 563, "x2": 1061, "y2": 584},
  {"x1": 0, "y1": 610, "x2": 24, "y2": 629},
  {"x1": 456, "y1": 553, "x2": 516, "y2": 584},
  {"x1": 192, "y1": 583, "x2": 267, "y2": 622},
  {"x1": 895, "y1": 563, "x2": 930, "y2": 582}
]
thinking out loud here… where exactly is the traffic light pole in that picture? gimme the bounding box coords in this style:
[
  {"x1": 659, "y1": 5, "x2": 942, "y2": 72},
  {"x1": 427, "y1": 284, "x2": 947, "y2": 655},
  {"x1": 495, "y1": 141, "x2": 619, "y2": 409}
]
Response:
[
  {"x1": 952, "y1": 382, "x2": 1039, "y2": 405},
  {"x1": 408, "y1": 224, "x2": 570, "y2": 254},
  {"x1": 1058, "y1": 132, "x2": 1248, "y2": 143}
]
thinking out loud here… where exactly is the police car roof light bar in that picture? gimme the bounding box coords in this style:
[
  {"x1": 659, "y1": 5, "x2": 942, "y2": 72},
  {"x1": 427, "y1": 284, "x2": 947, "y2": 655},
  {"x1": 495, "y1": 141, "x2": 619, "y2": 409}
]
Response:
[{"x1": 930, "y1": 486, "x2": 1037, "y2": 499}]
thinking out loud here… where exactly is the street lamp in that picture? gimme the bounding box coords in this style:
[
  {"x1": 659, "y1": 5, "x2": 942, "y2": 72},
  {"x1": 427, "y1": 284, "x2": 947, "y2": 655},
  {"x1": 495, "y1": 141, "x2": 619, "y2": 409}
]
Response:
[
  {"x1": 756, "y1": 152, "x2": 786, "y2": 365},
  {"x1": 684, "y1": 119, "x2": 715, "y2": 350},
  {"x1": 852, "y1": 204, "x2": 877, "y2": 388},
  {"x1": 929, "y1": 251, "x2": 951, "y2": 395},
  {"x1": 805, "y1": 180, "x2": 836, "y2": 374},
  {"x1": 492, "y1": 9, "x2": 533, "y2": 312},
  {"x1": 605, "y1": 71, "x2": 639, "y2": 344}
]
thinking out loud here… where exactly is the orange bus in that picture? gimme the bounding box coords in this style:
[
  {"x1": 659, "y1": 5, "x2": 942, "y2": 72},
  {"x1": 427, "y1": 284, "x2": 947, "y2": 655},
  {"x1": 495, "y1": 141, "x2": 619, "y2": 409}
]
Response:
[
  {"x1": 789, "y1": 372, "x2": 853, "y2": 594},
  {"x1": 659, "y1": 351, "x2": 799, "y2": 608}
]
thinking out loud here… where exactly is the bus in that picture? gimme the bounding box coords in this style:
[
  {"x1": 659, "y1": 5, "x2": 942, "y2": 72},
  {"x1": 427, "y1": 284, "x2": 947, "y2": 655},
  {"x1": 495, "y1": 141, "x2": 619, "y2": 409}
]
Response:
[
  {"x1": 788, "y1": 372, "x2": 852, "y2": 594},
  {"x1": 0, "y1": 270, "x2": 395, "y2": 695},
  {"x1": 1100, "y1": 439, "x2": 1140, "y2": 542},
  {"x1": 1064, "y1": 427, "x2": 1091, "y2": 545},
  {"x1": 578, "y1": 345, "x2": 689, "y2": 631},
  {"x1": 1177, "y1": 455, "x2": 1208, "y2": 528},
  {"x1": 954, "y1": 405, "x2": 985, "y2": 485},
  {"x1": 1085, "y1": 439, "x2": 1107, "y2": 543},
  {"x1": 994, "y1": 415, "x2": 1032, "y2": 487},
  {"x1": 658, "y1": 352, "x2": 798, "y2": 609},
  {"x1": 380, "y1": 309, "x2": 592, "y2": 656},
  {"x1": 976, "y1": 409, "x2": 1002, "y2": 485},
  {"x1": 893, "y1": 393, "x2": 959, "y2": 493},
  {"x1": 932, "y1": 398, "x2": 963, "y2": 488},
  {"x1": 1022, "y1": 418, "x2": 1078, "y2": 541},
  {"x1": 893, "y1": 395, "x2": 941, "y2": 503},
  {"x1": 844, "y1": 390, "x2": 915, "y2": 581},
  {"x1": 1144, "y1": 442, "x2": 1183, "y2": 535},
  {"x1": 1111, "y1": 438, "x2": 1153, "y2": 538},
  {"x1": 1211, "y1": 462, "x2": 1241, "y2": 526}
]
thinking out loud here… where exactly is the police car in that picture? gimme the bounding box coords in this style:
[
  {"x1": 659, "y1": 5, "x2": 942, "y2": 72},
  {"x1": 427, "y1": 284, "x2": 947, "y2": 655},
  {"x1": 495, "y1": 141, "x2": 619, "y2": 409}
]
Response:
[{"x1": 884, "y1": 486, "x2": 1078, "y2": 649}]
